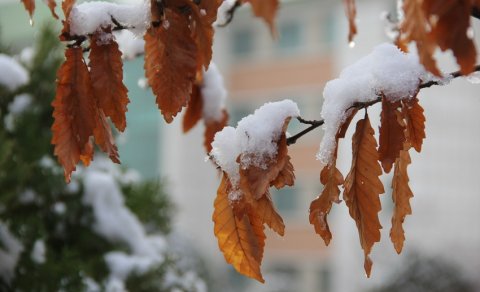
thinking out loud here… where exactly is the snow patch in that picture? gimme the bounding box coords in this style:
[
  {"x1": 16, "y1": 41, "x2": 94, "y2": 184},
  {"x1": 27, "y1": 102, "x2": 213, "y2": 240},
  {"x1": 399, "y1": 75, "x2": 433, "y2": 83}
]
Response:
[
  {"x1": 210, "y1": 100, "x2": 300, "y2": 195},
  {"x1": 31, "y1": 239, "x2": 46, "y2": 264},
  {"x1": 318, "y1": 43, "x2": 427, "y2": 164},
  {"x1": 114, "y1": 30, "x2": 145, "y2": 60},
  {"x1": 214, "y1": 0, "x2": 238, "y2": 27},
  {"x1": 201, "y1": 63, "x2": 227, "y2": 122},
  {"x1": 0, "y1": 223, "x2": 23, "y2": 282},
  {"x1": 69, "y1": 0, "x2": 151, "y2": 37},
  {"x1": 0, "y1": 54, "x2": 29, "y2": 91}
]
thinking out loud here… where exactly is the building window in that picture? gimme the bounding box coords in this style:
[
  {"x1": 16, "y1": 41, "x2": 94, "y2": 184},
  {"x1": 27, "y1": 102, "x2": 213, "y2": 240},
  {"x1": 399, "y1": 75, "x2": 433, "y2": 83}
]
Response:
[
  {"x1": 232, "y1": 29, "x2": 254, "y2": 57},
  {"x1": 318, "y1": 264, "x2": 332, "y2": 292},
  {"x1": 277, "y1": 22, "x2": 301, "y2": 52}
]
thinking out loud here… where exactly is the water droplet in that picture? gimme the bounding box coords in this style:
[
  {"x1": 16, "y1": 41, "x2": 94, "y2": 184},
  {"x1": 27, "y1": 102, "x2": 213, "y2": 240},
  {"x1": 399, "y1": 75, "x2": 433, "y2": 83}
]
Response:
[
  {"x1": 467, "y1": 27, "x2": 474, "y2": 39},
  {"x1": 29, "y1": 18, "x2": 33, "y2": 26},
  {"x1": 349, "y1": 41, "x2": 355, "y2": 48}
]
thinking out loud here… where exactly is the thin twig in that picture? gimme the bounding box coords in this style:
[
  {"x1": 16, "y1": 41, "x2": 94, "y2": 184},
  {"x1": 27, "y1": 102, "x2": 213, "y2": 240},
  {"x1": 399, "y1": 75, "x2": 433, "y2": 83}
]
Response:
[{"x1": 286, "y1": 65, "x2": 480, "y2": 146}]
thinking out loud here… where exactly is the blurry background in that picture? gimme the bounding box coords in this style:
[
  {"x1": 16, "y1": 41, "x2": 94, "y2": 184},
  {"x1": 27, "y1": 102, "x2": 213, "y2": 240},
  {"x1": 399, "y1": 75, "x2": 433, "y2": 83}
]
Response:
[{"x1": 1, "y1": 0, "x2": 479, "y2": 291}]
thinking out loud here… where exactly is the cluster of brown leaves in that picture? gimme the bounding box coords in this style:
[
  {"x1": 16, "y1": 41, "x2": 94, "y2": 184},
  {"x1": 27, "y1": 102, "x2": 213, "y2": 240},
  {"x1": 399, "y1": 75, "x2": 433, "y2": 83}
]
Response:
[
  {"x1": 21, "y1": 0, "x2": 58, "y2": 20},
  {"x1": 213, "y1": 120, "x2": 295, "y2": 282},
  {"x1": 30, "y1": 0, "x2": 230, "y2": 180},
  {"x1": 309, "y1": 95, "x2": 425, "y2": 276},
  {"x1": 399, "y1": 0, "x2": 480, "y2": 75}
]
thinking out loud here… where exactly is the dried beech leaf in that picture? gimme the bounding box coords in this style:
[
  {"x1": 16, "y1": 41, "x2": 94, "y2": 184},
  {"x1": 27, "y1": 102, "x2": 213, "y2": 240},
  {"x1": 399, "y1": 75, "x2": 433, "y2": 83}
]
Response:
[
  {"x1": 239, "y1": 134, "x2": 292, "y2": 200},
  {"x1": 423, "y1": 0, "x2": 476, "y2": 74},
  {"x1": 390, "y1": 147, "x2": 413, "y2": 254},
  {"x1": 189, "y1": 0, "x2": 221, "y2": 70},
  {"x1": 243, "y1": 0, "x2": 279, "y2": 36},
  {"x1": 60, "y1": 0, "x2": 76, "y2": 39},
  {"x1": 343, "y1": 0, "x2": 357, "y2": 43},
  {"x1": 343, "y1": 114, "x2": 384, "y2": 277},
  {"x1": 204, "y1": 110, "x2": 229, "y2": 153},
  {"x1": 270, "y1": 156, "x2": 294, "y2": 189},
  {"x1": 378, "y1": 98, "x2": 405, "y2": 173},
  {"x1": 213, "y1": 174, "x2": 265, "y2": 283},
  {"x1": 21, "y1": 0, "x2": 35, "y2": 18},
  {"x1": 93, "y1": 109, "x2": 120, "y2": 163},
  {"x1": 309, "y1": 164, "x2": 344, "y2": 245},
  {"x1": 403, "y1": 98, "x2": 425, "y2": 153},
  {"x1": 400, "y1": 0, "x2": 441, "y2": 75},
  {"x1": 183, "y1": 84, "x2": 203, "y2": 133},
  {"x1": 144, "y1": 8, "x2": 197, "y2": 123},
  {"x1": 52, "y1": 47, "x2": 96, "y2": 182},
  {"x1": 256, "y1": 192, "x2": 285, "y2": 236},
  {"x1": 80, "y1": 139, "x2": 94, "y2": 167},
  {"x1": 89, "y1": 33, "x2": 129, "y2": 132},
  {"x1": 47, "y1": 0, "x2": 59, "y2": 19}
]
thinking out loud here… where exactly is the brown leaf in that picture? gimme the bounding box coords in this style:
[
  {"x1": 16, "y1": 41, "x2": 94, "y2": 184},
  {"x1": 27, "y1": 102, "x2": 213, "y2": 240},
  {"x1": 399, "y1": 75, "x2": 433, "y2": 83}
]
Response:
[
  {"x1": 239, "y1": 134, "x2": 292, "y2": 200},
  {"x1": 400, "y1": 0, "x2": 441, "y2": 75},
  {"x1": 93, "y1": 109, "x2": 120, "y2": 164},
  {"x1": 309, "y1": 164, "x2": 344, "y2": 245},
  {"x1": 423, "y1": 0, "x2": 476, "y2": 74},
  {"x1": 21, "y1": 0, "x2": 35, "y2": 18},
  {"x1": 378, "y1": 98, "x2": 405, "y2": 173},
  {"x1": 51, "y1": 47, "x2": 97, "y2": 182},
  {"x1": 343, "y1": 114, "x2": 384, "y2": 277},
  {"x1": 89, "y1": 33, "x2": 129, "y2": 132},
  {"x1": 270, "y1": 156, "x2": 294, "y2": 189},
  {"x1": 183, "y1": 84, "x2": 203, "y2": 133},
  {"x1": 309, "y1": 108, "x2": 356, "y2": 246},
  {"x1": 144, "y1": 8, "x2": 197, "y2": 123},
  {"x1": 343, "y1": 0, "x2": 357, "y2": 43},
  {"x1": 243, "y1": 0, "x2": 279, "y2": 36},
  {"x1": 213, "y1": 174, "x2": 265, "y2": 283},
  {"x1": 255, "y1": 192, "x2": 285, "y2": 236},
  {"x1": 47, "y1": 0, "x2": 59, "y2": 19},
  {"x1": 390, "y1": 147, "x2": 413, "y2": 254},
  {"x1": 189, "y1": 0, "x2": 221, "y2": 70},
  {"x1": 60, "y1": 0, "x2": 76, "y2": 40},
  {"x1": 204, "y1": 109, "x2": 229, "y2": 153},
  {"x1": 402, "y1": 97, "x2": 425, "y2": 153}
]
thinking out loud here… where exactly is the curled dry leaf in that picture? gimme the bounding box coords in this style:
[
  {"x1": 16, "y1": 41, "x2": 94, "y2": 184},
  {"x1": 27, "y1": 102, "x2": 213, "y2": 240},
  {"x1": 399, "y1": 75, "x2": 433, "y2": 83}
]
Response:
[
  {"x1": 343, "y1": 0, "x2": 357, "y2": 43},
  {"x1": 402, "y1": 97, "x2": 425, "y2": 153},
  {"x1": 204, "y1": 110, "x2": 229, "y2": 153},
  {"x1": 52, "y1": 47, "x2": 97, "y2": 182},
  {"x1": 213, "y1": 174, "x2": 265, "y2": 283},
  {"x1": 144, "y1": 8, "x2": 197, "y2": 123},
  {"x1": 93, "y1": 109, "x2": 120, "y2": 164},
  {"x1": 60, "y1": 0, "x2": 76, "y2": 39},
  {"x1": 182, "y1": 84, "x2": 203, "y2": 133},
  {"x1": 47, "y1": 0, "x2": 59, "y2": 19},
  {"x1": 21, "y1": 0, "x2": 35, "y2": 19},
  {"x1": 378, "y1": 98, "x2": 406, "y2": 173},
  {"x1": 343, "y1": 114, "x2": 384, "y2": 277},
  {"x1": 390, "y1": 146, "x2": 413, "y2": 254},
  {"x1": 242, "y1": 0, "x2": 279, "y2": 36},
  {"x1": 89, "y1": 32, "x2": 129, "y2": 132},
  {"x1": 309, "y1": 109, "x2": 357, "y2": 246}
]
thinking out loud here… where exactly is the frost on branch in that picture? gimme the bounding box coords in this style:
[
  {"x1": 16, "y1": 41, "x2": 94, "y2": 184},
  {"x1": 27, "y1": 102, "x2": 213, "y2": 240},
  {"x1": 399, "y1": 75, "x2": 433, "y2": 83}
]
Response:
[
  {"x1": 318, "y1": 43, "x2": 426, "y2": 164},
  {"x1": 210, "y1": 100, "x2": 299, "y2": 281}
]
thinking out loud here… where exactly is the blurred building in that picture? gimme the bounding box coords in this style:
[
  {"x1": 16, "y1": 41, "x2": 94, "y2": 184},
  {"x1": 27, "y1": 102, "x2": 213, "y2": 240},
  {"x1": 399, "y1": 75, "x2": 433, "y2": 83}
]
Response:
[{"x1": 1, "y1": 0, "x2": 479, "y2": 291}]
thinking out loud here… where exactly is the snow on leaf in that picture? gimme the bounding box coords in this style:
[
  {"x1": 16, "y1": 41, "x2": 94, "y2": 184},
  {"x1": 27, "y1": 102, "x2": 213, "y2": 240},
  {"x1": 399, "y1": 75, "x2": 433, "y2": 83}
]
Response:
[
  {"x1": 89, "y1": 32, "x2": 130, "y2": 132},
  {"x1": 204, "y1": 109, "x2": 228, "y2": 153},
  {"x1": 378, "y1": 98, "x2": 406, "y2": 173},
  {"x1": 243, "y1": 0, "x2": 279, "y2": 36},
  {"x1": 239, "y1": 133, "x2": 293, "y2": 201},
  {"x1": 343, "y1": 114, "x2": 384, "y2": 277},
  {"x1": 390, "y1": 146, "x2": 413, "y2": 254},
  {"x1": 21, "y1": 0, "x2": 35, "y2": 19},
  {"x1": 213, "y1": 174, "x2": 265, "y2": 283},
  {"x1": 183, "y1": 84, "x2": 203, "y2": 133},
  {"x1": 343, "y1": 0, "x2": 357, "y2": 43},
  {"x1": 144, "y1": 8, "x2": 197, "y2": 123},
  {"x1": 52, "y1": 47, "x2": 97, "y2": 182},
  {"x1": 400, "y1": 0, "x2": 441, "y2": 76},
  {"x1": 402, "y1": 97, "x2": 425, "y2": 153}
]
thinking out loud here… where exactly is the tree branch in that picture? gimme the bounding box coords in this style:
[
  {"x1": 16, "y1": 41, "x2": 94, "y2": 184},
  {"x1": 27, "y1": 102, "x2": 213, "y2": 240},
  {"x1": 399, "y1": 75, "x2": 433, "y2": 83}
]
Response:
[{"x1": 286, "y1": 65, "x2": 480, "y2": 146}]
